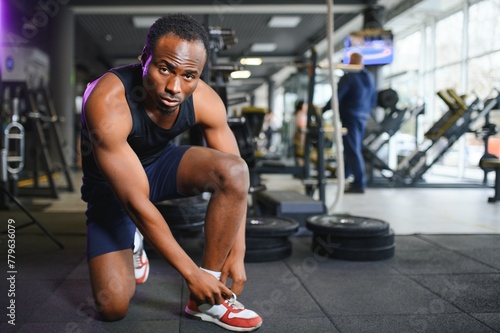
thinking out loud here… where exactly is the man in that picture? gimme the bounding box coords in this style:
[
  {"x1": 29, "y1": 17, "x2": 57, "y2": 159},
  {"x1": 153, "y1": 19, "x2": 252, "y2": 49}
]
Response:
[
  {"x1": 80, "y1": 14, "x2": 262, "y2": 332},
  {"x1": 323, "y1": 52, "x2": 377, "y2": 193}
]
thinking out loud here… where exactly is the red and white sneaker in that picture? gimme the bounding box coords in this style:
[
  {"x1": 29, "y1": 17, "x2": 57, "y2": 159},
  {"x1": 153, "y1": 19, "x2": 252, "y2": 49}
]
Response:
[
  {"x1": 185, "y1": 293, "x2": 262, "y2": 332},
  {"x1": 133, "y1": 230, "x2": 149, "y2": 284}
]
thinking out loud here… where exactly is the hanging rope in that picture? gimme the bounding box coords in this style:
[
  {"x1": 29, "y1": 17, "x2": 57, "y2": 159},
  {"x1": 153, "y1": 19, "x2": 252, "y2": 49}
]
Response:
[{"x1": 326, "y1": 0, "x2": 345, "y2": 212}]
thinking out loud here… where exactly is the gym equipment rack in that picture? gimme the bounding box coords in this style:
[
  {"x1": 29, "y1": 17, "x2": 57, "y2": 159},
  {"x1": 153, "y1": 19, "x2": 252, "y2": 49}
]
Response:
[
  {"x1": 1, "y1": 81, "x2": 74, "y2": 198},
  {"x1": 362, "y1": 91, "x2": 425, "y2": 185},
  {"x1": 392, "y1": 89, "x2": 500, "y2": 185}
]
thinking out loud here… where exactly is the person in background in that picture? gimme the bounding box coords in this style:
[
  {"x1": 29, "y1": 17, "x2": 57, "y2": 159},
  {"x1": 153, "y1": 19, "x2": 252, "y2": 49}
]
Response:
[
  {"x1": 293, "y1": 100, "x2": 308, "y2": 160},
  {"x1": 323, "y1": 52, "x2": 377, "y2": 193}
]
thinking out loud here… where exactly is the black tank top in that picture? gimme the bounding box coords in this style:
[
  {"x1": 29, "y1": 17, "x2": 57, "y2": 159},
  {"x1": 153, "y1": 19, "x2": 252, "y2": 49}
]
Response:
[{"x1": 81, "y1": 64, "x2": 196, "y2": 188}]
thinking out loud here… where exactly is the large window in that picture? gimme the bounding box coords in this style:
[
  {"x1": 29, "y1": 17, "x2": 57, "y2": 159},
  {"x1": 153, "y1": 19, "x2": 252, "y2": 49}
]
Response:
[
  {"x1": 383, "y1": 0, "x2": 500, "y2": 182},
  {"x1": 391, "y1": 31, "x2": 421, "y2": 74},
  {"x1": 435, "y1": 11, "x2": 464, "y2": 67},
  {"x1": 468, "y1": 0, "x2": 500, "y2": 58},
  {"x1": 468, "y1": 51, "x2": 500, "y2": 98}
]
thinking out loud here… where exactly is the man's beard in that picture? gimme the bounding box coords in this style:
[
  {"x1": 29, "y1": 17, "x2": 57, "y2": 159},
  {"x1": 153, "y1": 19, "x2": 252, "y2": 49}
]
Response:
[{"x1": 155, "y1": 102, "x2": 176, "y2": 115}]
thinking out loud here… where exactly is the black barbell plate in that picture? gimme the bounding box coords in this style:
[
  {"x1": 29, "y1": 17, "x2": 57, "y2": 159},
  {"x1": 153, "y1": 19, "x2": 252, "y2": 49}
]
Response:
[
  {"x1": 312, "y1": 229, "x2": 395, "y2": 250},
  {"x1": 244, "y1": 240, "x2": 292, "y2": 262},
  {"x1": 246, "y1": 216, "x2": 300, "y2": 237},
  {"x1": 155, "y1": 195, "x2": 209, "y2": 216},
  {"x1": 246, "y1": 236, "x2": 289, "y2": 250},
  {"x1": 155, "y1": 195, "x2": 208, "y2": 229},
  {"x1": 306, "y1": 214, "x2": 390, "y2": 238},
  {"x1": 377, "y1": 88, "x2": 399, "y2": 108},
  {"x1": 158, "y1": 211, "x2": 206, "y2": 225}
]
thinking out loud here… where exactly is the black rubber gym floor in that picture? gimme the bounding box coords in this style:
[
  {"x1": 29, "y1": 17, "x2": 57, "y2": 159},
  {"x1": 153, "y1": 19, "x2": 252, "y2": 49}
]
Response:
[{"x1": 1, "y1": 211, "x2": 499, "y2": 333}]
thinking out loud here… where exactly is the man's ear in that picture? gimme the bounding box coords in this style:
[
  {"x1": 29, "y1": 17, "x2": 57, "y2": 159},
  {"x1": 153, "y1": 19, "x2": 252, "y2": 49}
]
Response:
[{"x1": 140, "y1": 46, "x2": 148, "y2": 66}]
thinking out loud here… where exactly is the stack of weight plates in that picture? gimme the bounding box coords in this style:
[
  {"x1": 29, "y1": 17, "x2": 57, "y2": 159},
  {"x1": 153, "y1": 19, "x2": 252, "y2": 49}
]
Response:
[
  {"x1": 245, "y1": 216, "x2": 300, "y2": 262},
  {"x1": 155, "y1": 194, "x2": 209, "y2": 235},
  {"x1": 306, "y1": 214, "x2": 395, "y2": 261}
]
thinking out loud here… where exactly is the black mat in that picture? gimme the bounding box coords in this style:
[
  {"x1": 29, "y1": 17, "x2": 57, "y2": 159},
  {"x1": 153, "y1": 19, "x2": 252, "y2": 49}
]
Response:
[{"x1": 0, "y1": 212, "x2": 499, "y2": 333}]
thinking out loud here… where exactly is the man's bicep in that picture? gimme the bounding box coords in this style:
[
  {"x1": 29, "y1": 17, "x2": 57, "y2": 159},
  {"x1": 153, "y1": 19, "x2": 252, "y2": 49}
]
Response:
[
  {"x1": 204, "y1": 124, "x2": 240, "y2": 156},
  {"x1": 194, "y1": 86, "x2": 239, "y2": 154}
]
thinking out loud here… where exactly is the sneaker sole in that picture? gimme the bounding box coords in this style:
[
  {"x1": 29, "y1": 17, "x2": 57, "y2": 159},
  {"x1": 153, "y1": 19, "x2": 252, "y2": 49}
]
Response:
[
  {"x1": 135, "y1": 258, "x2": 150, "y2": 284},
  {"x1": 185, "y1": 307, "x2": 262, "y2": 332}
]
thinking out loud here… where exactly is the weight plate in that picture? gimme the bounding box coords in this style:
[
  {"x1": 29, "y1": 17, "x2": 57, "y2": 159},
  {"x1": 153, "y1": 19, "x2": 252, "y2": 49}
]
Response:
[
  {"x1": 159, "y1": 211, "x2": 206, "y2": 225},
  {"x1": 306, "y1": 214, "x2": 390, "y2": 238},
  {"x1": 155, "y1": 195, "x2": 209, "y2": 216},
  {"x1": 246, "y1": 236, "x2": 289, "y2": 250},
  {"x1": 313, "y1": 241, "x2": 395, "y2": 261},
  {"x1": 312, "y1": 229, "x2": 395, "y2": 250},
  {"x1": 246, "y1": 216, "x2": 300, "y2": 237},
  {"x1": 244, "y1": 240, "x2": 292, "y2": 262},
  {"x1": 377, "y1": 88, "x2": 399, "y2": 108}
]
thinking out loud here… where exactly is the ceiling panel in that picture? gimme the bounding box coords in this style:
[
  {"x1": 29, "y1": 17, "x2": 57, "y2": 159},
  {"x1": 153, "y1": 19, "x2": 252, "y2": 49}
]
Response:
[{"x1": 71, "y1": 0, "x2": 395, "y2": 98}]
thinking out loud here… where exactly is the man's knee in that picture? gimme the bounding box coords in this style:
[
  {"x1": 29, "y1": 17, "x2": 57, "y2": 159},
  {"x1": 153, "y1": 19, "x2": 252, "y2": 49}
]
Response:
[
  {"x1": 97, "y1": 301, "x2": 130, "y2": 322},
  {"x1": 92, "y1": 282, "x2": 134, "y2": 321},
  {"x1": 211, "y1": 155, "x2": 249, "y2": 195},
  {"x1": 88, "y1": 251, "x2": 136, "y2": 322},
  {"x1": 223, "y1": 156, "x2": 249, "y2": 194}
]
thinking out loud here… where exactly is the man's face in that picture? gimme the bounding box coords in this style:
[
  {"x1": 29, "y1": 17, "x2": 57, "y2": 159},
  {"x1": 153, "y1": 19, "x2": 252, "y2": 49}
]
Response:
[{"x1": 142, "y1": 34, "x2": 206, "y2": 115}]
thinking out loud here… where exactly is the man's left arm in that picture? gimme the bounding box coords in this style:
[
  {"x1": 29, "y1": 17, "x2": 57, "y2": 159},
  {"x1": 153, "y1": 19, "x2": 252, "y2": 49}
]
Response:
[{"x1": 193, "y1": 80, "x2": 248, "y2": 295}]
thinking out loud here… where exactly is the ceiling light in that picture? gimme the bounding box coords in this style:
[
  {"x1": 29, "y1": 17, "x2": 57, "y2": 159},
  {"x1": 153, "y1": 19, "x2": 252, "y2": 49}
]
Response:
[
  {"x1": 268, "y1": 16, "x2": 302, "y2": 28},
  {"x1": 132, "y1": 16, "x2": 159, "y2": 28},
  {"x1": 230, "y1": 70, "x2": 252, "y2": 79},
  {"x1": 240, "y1": 58, "x2": 262, "y2": 66},
  {"x1": 250, "y1": 43, "x2": 277, "y2": 52}
]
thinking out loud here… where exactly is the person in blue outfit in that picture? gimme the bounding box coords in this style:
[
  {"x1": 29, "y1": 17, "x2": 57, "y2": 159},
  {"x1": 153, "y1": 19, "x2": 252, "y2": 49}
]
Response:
[{"x1": 323, "y1": 52, "x2": 377, "y2": 193}]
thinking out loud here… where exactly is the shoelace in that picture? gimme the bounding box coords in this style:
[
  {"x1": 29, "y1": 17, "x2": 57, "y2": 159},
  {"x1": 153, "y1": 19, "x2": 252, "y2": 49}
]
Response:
[
  {"x1": 134, "y1": 249, "x2": 144, "y2": 268},
  {"x1": 225, "y1": 292, "x2": 244, "y2": 310}
]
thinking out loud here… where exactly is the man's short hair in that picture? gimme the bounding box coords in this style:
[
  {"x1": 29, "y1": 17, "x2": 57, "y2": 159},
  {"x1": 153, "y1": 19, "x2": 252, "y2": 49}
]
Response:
[
  {"x1": 144, "y1": 14, "x2": 210, "y2": 60},
  {"x1": 349, "y1": 52, "x2": 363, "y2": 65}
]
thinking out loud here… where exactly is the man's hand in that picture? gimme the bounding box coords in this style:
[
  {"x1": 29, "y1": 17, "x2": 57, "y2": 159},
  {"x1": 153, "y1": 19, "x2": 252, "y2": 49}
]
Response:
[
  {"x1": 220, "y1": 247, "x2": 246, "y2": 296},
  {"x1": 186, "y1": 268, "x2": 234, "y2": 305}
]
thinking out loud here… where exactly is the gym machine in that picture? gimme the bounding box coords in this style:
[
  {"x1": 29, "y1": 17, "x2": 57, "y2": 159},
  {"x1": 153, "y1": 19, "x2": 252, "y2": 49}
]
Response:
[
  {"x1": 1, "y1": 81, "x2": 74, "y2": 198},
  {"x1": 250, "y1": 48, "x2": 328, "y2": 228},
  {"x1": 476, "y1": 93, "x2": 500, "y2": 184},
  {"x1": 1, "y1": 83, "x2": 64, "y2": 249},
  {"x1": 1, "y1": 84, "x2": 25, "y2": 203},
  {"x1": 363, "y1": 88, "x2": 425, "y2": 185},
  {"x1": 205, "y1": 24, "x2": 244, "y2": 109},
  {"x1": 200, "y1": 22, "x2": 329, "y2": 228},
  {"x1": 393, "y1": 89, "x2": 499, "y2": 185}
]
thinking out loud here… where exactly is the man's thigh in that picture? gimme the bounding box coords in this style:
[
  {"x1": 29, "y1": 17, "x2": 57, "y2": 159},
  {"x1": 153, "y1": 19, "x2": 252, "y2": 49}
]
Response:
[{"x1": 145, "y1": 144, "x2": 191, "y2": 203}]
